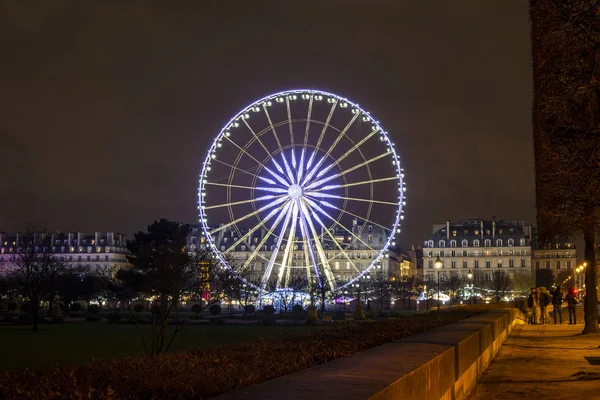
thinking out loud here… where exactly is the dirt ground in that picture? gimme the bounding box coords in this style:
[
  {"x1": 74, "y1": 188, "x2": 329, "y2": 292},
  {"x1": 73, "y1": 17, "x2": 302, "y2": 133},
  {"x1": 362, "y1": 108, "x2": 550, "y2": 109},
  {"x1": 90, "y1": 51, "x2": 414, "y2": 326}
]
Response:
[{"x1": 469, "y1": 310, "x2": 600, "y2": 400}]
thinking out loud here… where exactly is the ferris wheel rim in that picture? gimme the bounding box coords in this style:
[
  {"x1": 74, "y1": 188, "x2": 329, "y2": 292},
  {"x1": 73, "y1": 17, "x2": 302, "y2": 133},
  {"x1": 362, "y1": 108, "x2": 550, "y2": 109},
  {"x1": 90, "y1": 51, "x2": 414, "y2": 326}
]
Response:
[{"x1": 198, "y1": 89, "x2": 405, "y2": 292}]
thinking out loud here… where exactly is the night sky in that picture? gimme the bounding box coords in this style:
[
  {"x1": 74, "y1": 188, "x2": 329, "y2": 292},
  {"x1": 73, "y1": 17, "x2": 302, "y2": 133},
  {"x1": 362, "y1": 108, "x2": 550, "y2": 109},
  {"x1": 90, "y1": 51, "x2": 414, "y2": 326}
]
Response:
[{"x1": 0, "y1": 1, "x2": 533, "y2": 246}]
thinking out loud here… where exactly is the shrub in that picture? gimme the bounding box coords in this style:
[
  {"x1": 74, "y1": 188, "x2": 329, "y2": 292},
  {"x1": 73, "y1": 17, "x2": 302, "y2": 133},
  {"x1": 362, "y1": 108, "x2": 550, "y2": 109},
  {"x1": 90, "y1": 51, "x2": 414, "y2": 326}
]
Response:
[
  {"x1": 191, "y1": 304, "x2": 203, "y2": 314},
  {"x1": 20, "y1": 302, "x2": 31, "y2": 313},
  {"x1": 107, "y1": 312, "x2": 121, "y2": 324},
  {"x1": 244, "y1": 304, "x2": 256, "y2": 314},
  {"x1": 70, "y1": 303, "x2": 82, "y2": 312},
  {"x1": 292, "y1": 304, "x2": 304, "y2": 315},
  {"x1": 133, "y1": 303, "x2": 144, "y2": 313},
  {"x1": 209, "y1": 304, "x2": 221, "y2": 316},
  {"x1": 7, "y1": 302, "x2": 18, "y2": 311},
  {"x1": 87, "y1": 304, "x2": 100, "y2": 314},
  {"x1": 0, "y1": 307, "x2": 486, "y2": 399},
  {"x1": 262, "y1": 305, "x2": 275, "y2": 316}
]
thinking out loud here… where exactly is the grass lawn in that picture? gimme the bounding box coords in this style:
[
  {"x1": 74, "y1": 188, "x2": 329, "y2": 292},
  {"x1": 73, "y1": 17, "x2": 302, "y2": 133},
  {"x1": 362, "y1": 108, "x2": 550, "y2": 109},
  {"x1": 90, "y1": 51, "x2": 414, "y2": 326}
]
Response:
[{"x1": 0, "y1": 322, "x2": 327, "y2": 371}]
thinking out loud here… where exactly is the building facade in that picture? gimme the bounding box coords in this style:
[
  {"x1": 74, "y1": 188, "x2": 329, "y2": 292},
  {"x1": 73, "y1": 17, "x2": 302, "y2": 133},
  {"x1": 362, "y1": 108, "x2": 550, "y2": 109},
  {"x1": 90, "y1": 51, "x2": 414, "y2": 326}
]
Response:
[
  {"x1": 531, "y1": 242, "x2": 577, "y2": 282},
  {"x1": 188, "y1": 219, "x2": 393, "y2": 286},
  {"x1": 422, "y1": 219, "x2": 534, "y2": 284},
  {"x1": 0, "y1": 231, "x2": 129, "y2": 274}
]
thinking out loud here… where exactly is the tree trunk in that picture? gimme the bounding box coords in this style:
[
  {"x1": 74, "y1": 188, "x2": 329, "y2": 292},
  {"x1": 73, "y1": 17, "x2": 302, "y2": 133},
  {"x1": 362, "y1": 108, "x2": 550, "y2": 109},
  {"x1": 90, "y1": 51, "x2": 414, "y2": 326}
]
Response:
[{"x1": 582, "y1": 229, "x2": 599, "y2": 334}]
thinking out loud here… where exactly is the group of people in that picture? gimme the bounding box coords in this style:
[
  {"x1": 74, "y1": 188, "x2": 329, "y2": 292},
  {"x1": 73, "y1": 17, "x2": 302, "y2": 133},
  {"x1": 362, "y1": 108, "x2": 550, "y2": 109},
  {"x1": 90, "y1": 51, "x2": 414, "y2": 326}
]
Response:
[{"x1": 527, "y1": 286, "x2": 579, "y2": 325}]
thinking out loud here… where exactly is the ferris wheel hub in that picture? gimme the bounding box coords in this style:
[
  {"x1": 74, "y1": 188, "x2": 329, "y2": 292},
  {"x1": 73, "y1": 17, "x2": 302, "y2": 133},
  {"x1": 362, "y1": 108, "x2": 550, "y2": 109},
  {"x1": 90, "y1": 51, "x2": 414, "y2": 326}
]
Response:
[{"x1": 288, "y1": 184, "x2": 303, "y2": 199}]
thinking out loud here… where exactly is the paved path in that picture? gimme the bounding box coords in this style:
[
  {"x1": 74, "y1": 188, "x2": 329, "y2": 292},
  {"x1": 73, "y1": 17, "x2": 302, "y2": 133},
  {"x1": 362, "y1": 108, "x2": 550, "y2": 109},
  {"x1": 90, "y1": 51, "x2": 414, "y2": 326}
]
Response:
[{"x1": 469, "y1": 317, "x2": 600, "y2": 400}]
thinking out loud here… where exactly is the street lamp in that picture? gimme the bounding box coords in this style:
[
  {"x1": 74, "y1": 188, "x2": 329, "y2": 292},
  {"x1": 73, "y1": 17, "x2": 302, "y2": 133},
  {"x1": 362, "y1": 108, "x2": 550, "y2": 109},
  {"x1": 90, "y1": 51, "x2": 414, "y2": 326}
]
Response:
[
  {"x1": 434, "y1": 256, "x2": 442, "y2": 310},
  {"x1": 466, "y1": 270, "x2": 474, "y2": 305}
]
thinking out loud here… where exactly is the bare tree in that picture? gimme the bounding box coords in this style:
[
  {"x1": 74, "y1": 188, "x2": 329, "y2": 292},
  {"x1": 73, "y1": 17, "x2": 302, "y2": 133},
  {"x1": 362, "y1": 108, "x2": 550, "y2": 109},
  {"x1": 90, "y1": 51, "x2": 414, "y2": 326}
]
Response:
[
  {"x1": 531, "y1": 0, "x2": 600, "y2": 333},
  {"x1": 120, "y1": 219, "x2": 231, "y2": 355},
  {"x1": 370, "y1": 270, "x2": 392, "y2": 311},
  {"x1": 488, "y1": 271, "x2": 512, "y2": 302},
  {"x1": 444, "y1": 273, "x2": 462, "y2": 305},
  {"x1": 8, "y1": 226, "x2": 67, "y2": 330}
]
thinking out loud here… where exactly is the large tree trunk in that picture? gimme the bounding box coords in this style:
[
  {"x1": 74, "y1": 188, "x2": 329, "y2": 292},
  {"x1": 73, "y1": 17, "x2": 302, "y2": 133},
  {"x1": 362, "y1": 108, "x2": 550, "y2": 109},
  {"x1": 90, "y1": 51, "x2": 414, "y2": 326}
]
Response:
[{"x1": 582, "y1": 229, "x2": 599, "y2": 334}]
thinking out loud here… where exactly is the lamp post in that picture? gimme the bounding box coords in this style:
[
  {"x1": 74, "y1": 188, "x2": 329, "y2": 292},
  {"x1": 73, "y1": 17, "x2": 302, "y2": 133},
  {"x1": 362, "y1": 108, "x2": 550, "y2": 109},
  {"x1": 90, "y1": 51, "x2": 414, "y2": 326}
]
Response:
[
  {"x1": 466, "y1": 270, "x2": 474, "y2": 305},
  {"x1": 434, "y1": 256, "x2": 442, "y2": 310}
]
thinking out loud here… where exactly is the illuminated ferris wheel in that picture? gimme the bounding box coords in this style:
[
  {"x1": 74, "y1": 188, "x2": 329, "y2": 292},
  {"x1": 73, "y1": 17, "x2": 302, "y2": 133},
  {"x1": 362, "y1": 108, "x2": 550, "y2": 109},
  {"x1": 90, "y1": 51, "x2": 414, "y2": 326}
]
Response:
[{"x1": 198, "y1": 89, "x2": 405, "y2": 293}]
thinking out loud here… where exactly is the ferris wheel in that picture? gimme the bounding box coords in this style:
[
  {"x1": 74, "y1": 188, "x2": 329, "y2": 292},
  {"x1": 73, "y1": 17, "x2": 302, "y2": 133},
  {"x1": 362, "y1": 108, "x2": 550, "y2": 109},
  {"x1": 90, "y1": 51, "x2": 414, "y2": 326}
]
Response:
[{"x1": 198, "y1": 89, "x2": 405, "y2": 293}]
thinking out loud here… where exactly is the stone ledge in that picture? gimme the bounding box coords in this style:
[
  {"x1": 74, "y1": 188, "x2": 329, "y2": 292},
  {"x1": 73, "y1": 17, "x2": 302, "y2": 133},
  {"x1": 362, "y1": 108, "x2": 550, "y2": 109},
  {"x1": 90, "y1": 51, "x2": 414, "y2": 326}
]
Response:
[{"x1": 213, "y1": 309, "x2": 524, "y2": 400}]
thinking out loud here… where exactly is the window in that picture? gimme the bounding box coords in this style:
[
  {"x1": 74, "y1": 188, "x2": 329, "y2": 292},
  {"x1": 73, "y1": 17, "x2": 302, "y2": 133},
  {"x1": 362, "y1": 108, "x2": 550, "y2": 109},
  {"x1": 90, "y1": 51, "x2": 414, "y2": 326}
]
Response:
[
  {"x1": 509, "y1": 259, "x2": 514, "y2": 268},
  {"x1": 508, "y1": 239, "x2": 514, "y2": 247},
  {"x1": 567, "y1": 260, "x2": 572, "y2": 269},
  {"x1": 462, "y1": 250, "x2": 468, "y2": 257},
  {"x1": 496, "y1": 239, "x2": 503, "y2": 247},
  {"x1": 241, "y1": 245, "x2": 246, "y2": 251},
  {"x1": 484, "y1": 239, "x2": 491, "y2": 247},
  {"x1": 452, "y1": 230, "x2": 457, "y2": 237},
  {"x1": 536, "y1": 261, "x2": 540, "y2": 270},
  {"x1": 439, "y1": 240, "x2": 445, "y2": 248},
  {"x1": 427, "y1": 240, "x2": 434, "y2": 248},
  {"x1": 462, "y1": 260, "x2": 468, "y2": 268},
  {"x1": 485, "y1": 250, "x2": 491, "y2": 256},
  {"x1": 474, "y1": 230, "x2": 479, "y2": 236},
  {"x1": 520, "y1": 238, "x2": 526, "y2": 246},
  {"x1": 473, "y1": 240, "x2": 480, "y2": 247},
  {"x1": 78, "y1": 255, "x2": 82, "y2": 261},
  {"x1": 428, "y1": 260, "x2": 433, "y2": 269},
  {"x1": 556, "y1": 261, "x2": 560, "y2": 269},
  {"x1": 521, "y1": 259, "x2": 526, "y2": 268},
  {"x1": 545, "y1": 261, "x2": 550, "y2": 269},
  {"x1": 485, "y1": 260, "x2": 491, "y2": 268},
  {"x1": 474, "y1": 260, "x2": 480, "y2": 268},
  {"x1": 87, "y1": 255, "x2": 91, "y2": 261},
  {"x1": 450, "y1": 240, "x2": 456, "y2": 248},
  {"x1": 334, "y1": 262, "x2": 340, "y2": 270},
  {"x1": 451, "y1": 250, "x2": 456, "y2": 257},
  {"x1": 440, "y1": 250, "x2": 445, "y2": 257},
  {"x1": 498, "y1": 259, "x2": 503, "y2": 268},
  {"x1": 508, "y1": 249, "x2": 514, "y2": 256},
  {"x1": 451, "y1": 261, "x2": 456, "y2": 268},
  {"x1": 428, "y1": 251, "x2": 433, "y2": 257},
  {"x1": 461, "y1": 239, "x2": 468, "y2": 247}
]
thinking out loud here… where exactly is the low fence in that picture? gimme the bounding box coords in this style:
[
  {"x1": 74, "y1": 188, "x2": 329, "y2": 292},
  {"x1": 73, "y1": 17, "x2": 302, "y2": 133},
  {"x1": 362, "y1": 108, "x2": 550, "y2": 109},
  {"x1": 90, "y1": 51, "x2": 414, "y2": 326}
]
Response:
[{"x1": 214, "y1": 308, "x2": 524, "y2": 400}]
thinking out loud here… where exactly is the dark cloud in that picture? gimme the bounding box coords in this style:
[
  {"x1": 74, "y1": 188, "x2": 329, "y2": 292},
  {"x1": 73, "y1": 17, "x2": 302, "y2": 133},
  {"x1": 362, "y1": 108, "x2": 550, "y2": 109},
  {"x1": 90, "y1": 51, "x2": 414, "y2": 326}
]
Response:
[{"x1": 0, "y1": 0, "x2": 534, "y2": 245}]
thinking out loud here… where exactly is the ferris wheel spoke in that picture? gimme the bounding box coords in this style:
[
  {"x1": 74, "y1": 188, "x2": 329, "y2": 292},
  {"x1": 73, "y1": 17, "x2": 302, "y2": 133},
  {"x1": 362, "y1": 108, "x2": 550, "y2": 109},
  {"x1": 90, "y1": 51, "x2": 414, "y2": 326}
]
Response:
[
  {"x1": 315, "y1": 176, "x2": 399, "y2": 192},
  {"x1": 203, "y1": 194, "x2": 284, "y2": 210},
  {"x1": 242, "y1": 118, "x2": 272, "y2": 159},
  {"x1": 285, "y1": 97, "x2": 295, "y2": 162},
  {"x1": 276, "y1": 201, "x2": 299, "y2": 288},
  {"x1": 260, "y1": 202, "x2": 295, "y2": 292},
  {"x1": 307, "y1": 112, "x2": 359, "y2": 182},
  {"x1": 280, "y1": 152, "x2": 296, "y2": 184},
  {"x1": 205, "y1": 181, "x2": 287, "y2": 194},
  {"x1": 299, "y1": 210, "x2": 323, "y2": 287},
  {"x1": 303, "y1": 197, "x2": 384, "y2": 253},
  {"x1": 296, "y1": 148, "x2": 306, "y2": 185},
  {"x1": 212, "y1": 158, "x2": 266, "y2": 182},
  {"x1": 307, "y1": 100, "x2": 337, "y2": 170},
  {"x1": 262, "y1": 104, "x2": 283, "y2": 149},
  {"x1": 222, "y1": 201, "x2": 289, "y2": 255},
  {"x1": 304, "y1": 151, "x2": 392, "y2": 191},
  {"x1": 223, "y1": 134, "x2": 271, "y2": 173},
  {"x1": 305, "y1": 192, "x2": 399, "y2": 207},
  {"x1": 314, "y1": 129, "x2": 378, "y2": 180},
  {"x1": 307, "y1": 197, "x2": 393, "y2": 234},
  {"x1": 298, "y1": 201, "x2": 337, "y2": 291},
  {"x1": 209, "y1": 196, "x2": 289, "y2": 235},
  {"x1": 300, "y1": 221, "x2": 313, "y2": 281},
  {"x1": 239, "y1": 200, "x2": 293, "y2": 274},
  {"x1": 303, "y1": 201, "x2": 361, "y2": 274},
  {"x1": 303, "y1": 96, "x2": 313, "y2": 148},
  {"x1": 263, "y1": 165, "x2": 291, "y2": 187}
]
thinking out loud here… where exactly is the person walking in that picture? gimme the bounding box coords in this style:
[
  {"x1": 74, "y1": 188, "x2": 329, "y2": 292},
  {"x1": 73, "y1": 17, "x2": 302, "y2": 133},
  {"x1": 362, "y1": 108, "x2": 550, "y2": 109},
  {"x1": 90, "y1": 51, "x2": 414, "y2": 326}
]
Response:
[
  {"x1": 539, "y1": 287, "x2": 551, "y2": 324},
  {"x1": 551, "y1": 286, "x2": 564, "y2": 324},
  {"x1": 527, "y1": 288, "x2": 539, "y2": 324},
  {"x1": 565, "y1": 287, "x2": 579, "y2": 324}
]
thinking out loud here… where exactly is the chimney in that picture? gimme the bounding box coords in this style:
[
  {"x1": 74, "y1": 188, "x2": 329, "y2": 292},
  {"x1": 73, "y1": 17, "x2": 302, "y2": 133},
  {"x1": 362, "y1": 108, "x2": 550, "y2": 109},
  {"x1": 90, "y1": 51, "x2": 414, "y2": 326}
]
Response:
[
  {"x1": 480, "y1": 221, "x2": 483, "y2": 238},
  {"x1": 95, "y1": 232, "x2": 100, "y2": 246},
  {"x1": 446, "y1": 221, "x2": 450, "y2": 239},
  {"x1": 68, "y1": 232, "x2": 73, "y2": 247},
  {"x1": 492, "y1": 221, "x2": 496, "y2": 239}
]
